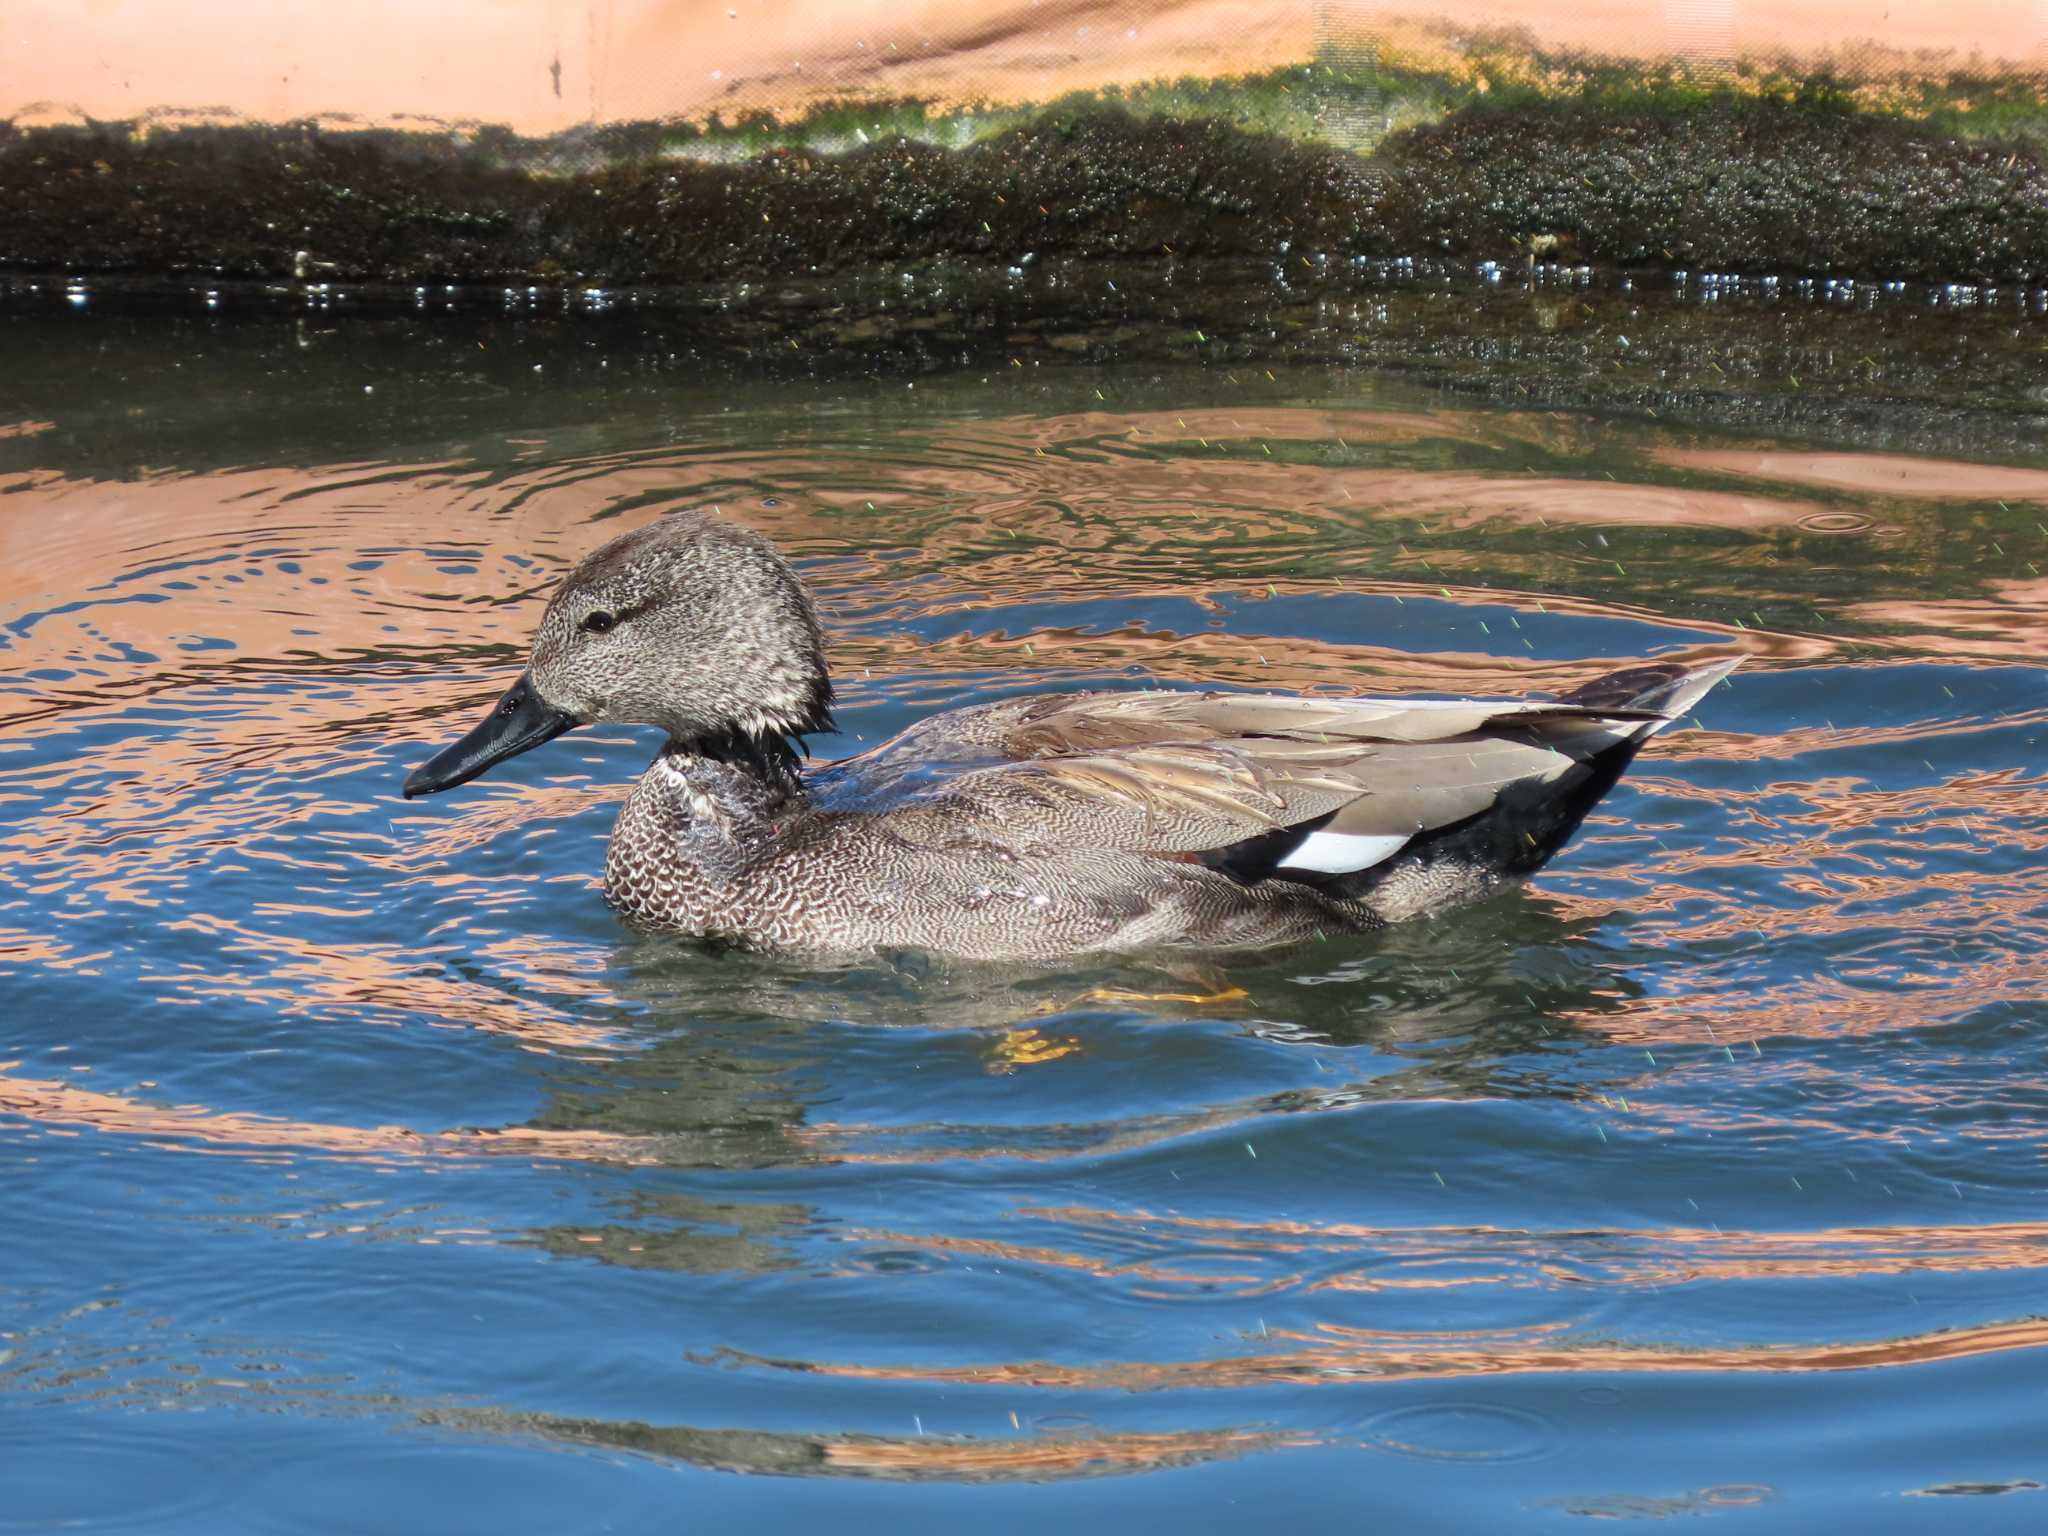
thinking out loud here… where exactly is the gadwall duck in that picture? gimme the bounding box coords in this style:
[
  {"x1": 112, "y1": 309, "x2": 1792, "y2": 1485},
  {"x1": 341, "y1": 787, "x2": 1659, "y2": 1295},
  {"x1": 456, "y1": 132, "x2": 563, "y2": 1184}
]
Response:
[{"x1": 403, "y1": 513, "x2": 1738, "y2": 959}]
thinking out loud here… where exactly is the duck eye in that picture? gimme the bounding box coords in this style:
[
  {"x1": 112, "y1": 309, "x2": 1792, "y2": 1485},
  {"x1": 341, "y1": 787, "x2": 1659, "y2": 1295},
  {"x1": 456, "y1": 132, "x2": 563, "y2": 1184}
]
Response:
[{"x1": 579, "y1": 611, "x2": 616, "y2": 635}]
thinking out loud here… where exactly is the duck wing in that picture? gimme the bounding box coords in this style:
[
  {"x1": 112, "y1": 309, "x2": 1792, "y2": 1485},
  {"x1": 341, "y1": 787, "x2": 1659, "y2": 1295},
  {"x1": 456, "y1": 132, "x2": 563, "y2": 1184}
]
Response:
[
  {"x1": 868, "y1": 659, "x2": 1739, "y2": 887},
  {"x1": 859, "y1": 735, "x2": 1335, "y2": 857}
]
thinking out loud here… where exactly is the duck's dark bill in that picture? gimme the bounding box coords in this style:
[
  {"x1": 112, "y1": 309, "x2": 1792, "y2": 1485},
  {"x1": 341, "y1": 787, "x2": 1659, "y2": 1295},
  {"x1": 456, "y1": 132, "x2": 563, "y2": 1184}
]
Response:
[{"x1": 402, "y1": 671, "x2": 579, "y2": 798}]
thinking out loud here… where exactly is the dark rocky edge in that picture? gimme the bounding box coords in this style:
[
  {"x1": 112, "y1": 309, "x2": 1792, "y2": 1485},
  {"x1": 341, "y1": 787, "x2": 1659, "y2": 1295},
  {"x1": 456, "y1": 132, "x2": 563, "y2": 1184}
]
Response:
[{"x1": 5, "y1": 93, "x2": 2047, "y2": 286}]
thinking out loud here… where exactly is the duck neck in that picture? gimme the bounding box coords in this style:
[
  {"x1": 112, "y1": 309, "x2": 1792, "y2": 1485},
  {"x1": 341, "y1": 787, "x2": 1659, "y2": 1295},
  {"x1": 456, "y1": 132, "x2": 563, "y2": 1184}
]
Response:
[
  {"x1": 644, "y1": 727, "x2": 809, "y2": 839},
  {"x1": 606, "y1": 727, "x2": 809, "y2": 927},
  {"x1": 675, "y1": 725, "x2": 807, "y2": 797}
]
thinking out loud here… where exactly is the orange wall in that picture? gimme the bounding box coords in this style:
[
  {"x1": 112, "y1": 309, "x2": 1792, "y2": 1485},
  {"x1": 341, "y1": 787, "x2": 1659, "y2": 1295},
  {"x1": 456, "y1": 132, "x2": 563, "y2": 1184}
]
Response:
[{"x1": 8, "y1": 0, "x2": 2047, "y2": 135}]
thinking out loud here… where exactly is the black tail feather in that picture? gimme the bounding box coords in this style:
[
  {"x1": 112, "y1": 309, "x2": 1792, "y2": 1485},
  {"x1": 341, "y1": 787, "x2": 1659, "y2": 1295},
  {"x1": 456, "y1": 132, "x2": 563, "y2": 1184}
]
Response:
[{"x1": 1557, "y1": 661, "x2": 1706, "y2": 715}]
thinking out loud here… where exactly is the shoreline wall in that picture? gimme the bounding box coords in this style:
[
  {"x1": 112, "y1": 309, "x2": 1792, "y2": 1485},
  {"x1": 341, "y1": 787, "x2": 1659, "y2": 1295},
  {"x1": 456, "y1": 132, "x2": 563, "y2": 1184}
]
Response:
[{"x1": 11, "y1": 1, "x2": 2048, "y2": 137}]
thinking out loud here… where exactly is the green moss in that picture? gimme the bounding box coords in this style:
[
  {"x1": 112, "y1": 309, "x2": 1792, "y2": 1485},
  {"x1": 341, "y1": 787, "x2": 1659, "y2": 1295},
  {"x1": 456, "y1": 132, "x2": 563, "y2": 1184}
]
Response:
[{"x1": 635, "y1": 47, "x2": 2048, "y2": 158}]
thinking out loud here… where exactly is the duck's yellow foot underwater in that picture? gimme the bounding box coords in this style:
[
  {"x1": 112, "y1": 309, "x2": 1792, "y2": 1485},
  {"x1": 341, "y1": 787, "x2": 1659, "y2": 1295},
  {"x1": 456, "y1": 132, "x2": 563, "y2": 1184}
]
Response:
[
  {"x1": 991, "y1": 982, "x2": 1250, "y2": 1068},
  {"x1": 986, "y1": 1026, "x2": 1085, "y2": 1073},
  {"x1": 1078, "y1": 984, "x2": 1252, "y2": 1007}
]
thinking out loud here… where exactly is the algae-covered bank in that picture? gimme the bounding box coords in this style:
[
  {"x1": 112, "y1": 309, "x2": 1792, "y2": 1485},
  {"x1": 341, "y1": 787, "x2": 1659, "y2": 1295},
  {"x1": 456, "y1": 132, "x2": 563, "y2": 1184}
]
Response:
[{"x1": 8, "y1": 89, "x2": 2048, "y2": 286}]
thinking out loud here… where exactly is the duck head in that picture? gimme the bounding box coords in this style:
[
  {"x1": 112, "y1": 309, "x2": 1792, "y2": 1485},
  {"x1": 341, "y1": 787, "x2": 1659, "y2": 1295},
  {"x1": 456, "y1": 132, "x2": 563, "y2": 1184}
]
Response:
[{"x1": 402, "y1": 512, "x2": 833, "y2": 798}]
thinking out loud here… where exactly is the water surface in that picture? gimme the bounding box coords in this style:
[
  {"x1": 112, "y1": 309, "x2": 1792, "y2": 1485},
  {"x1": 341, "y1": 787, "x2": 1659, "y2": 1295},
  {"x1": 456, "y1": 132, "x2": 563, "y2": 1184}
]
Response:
[{"x1": 6, "y1": 310, "x2": 2048, "y2": 1529}]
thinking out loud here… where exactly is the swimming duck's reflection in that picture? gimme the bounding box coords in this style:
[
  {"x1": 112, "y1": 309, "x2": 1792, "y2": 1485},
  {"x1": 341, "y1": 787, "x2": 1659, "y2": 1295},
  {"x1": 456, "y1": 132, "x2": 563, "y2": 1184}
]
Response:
[
  {"x1": 508, "y1": 896, "x2": 1640, "y2": 1284},
  {"x1": 0, "y1": 893, "x2": 1640, "y2": 1200}
]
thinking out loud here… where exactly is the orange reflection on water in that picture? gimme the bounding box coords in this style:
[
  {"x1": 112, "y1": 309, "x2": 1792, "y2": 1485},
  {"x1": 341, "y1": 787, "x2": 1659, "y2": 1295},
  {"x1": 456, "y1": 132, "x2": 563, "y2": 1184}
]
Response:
[
  {"x1": 1660, "y1": 449, "x2": 2048, "y2": 503},
  {"x1": 0, "y1": 1065, "x2": 660, "y2": 1167},
  {"x1": 1849, "y1": 578, "x2": 2048, "y2": 661},
  {"x1": 485, "y1": 1407, "x2": 1303, "y2": 1482},
  {"x1": 1012, "y1": 1206, "x2": 2048, "y2": 1291},
  {"x1": 957, "y1": 406, "x2": 1503, "y2": 458},
  {"x1": 1678, "y1": 698, "x2": 2048, "y2": 767},
  {"x1": 142, "y1": 910, "x2": 620, "y2": 1052},
  {"x1": 1542, "y1": 864, "x2": 2048, "y2": 1047},
  {"x1": 829, "y1": 1227, "x2": 1269, "y2": 1290},
  {"x1": 837, "y1": 591, "x2": 1774, "y2": 702},
  {"x1": 710, "y1": 1311, "x2": 2048, "y2": 1394},
  {"x1": 1560, "y1": 950, "x2": 2048, "y2": 1052},
  {"x1": 1324, "y1": 470, "x2": 1838, "y2": 536},
  {"x1": 819, "y1": 1426, "x2": 1306, "y2": 1480}
]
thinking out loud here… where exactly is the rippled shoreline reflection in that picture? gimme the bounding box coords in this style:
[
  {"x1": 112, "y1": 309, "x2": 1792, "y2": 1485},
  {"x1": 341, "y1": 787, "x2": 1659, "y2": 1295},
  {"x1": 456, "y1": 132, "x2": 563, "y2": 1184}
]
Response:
[{"x1": 6, "y1": 349, "x2": 2048, "y2": 1525}]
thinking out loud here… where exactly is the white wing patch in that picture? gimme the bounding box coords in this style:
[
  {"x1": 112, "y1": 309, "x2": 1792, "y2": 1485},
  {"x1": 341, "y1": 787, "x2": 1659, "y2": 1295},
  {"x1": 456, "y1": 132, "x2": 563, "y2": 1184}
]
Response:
[{"x1": 1276, "y1": 830, "x2": 1411, "y2": 875}]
